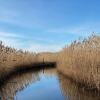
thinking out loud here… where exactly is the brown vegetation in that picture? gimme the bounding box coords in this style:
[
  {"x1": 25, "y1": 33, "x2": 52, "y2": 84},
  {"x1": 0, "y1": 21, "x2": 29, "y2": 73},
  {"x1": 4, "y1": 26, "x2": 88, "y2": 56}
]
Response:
[
  {"x1": 0, "y1": 41, "x2": 56, "y2": 79},
  {"x1": 0, "y1": 41, "x2": 40, "y2": 79},
  {"x1": 0, "y1": 34, "x2": 100, "y2": 91},
  {"x1": 57, "y1": 34, "x2": 100, "y2": 90}
]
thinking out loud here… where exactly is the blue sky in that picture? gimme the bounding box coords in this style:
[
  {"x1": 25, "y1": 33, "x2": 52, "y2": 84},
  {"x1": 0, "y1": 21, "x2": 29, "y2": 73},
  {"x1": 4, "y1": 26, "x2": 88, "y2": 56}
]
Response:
[{"x1": 0, "y1": 0, "x2": 100, "y2": 52}]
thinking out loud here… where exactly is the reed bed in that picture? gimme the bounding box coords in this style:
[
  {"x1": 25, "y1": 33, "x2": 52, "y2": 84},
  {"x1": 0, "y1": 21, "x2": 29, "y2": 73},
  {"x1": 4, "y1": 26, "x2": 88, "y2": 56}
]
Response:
[
  {"x1": 57, "y1": 34, "x2": 100, "y2": 90},
  {"x1": 0, "y1": 34, "x2": 100, "y2": 91},
  {"x1": 0, "y1": 41, "x2": 39, "y2": 79},
  {"x1": 0, "y1": 41, "x2": 56, "y2": 79}
]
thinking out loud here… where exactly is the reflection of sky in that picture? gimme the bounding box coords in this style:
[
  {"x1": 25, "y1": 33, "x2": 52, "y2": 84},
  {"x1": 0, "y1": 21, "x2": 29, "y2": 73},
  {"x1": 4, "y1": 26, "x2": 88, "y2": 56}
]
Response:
[
  {"x1": 15, "y1": 74, "x2": 64, "y2": 100},
  {"x1": 0, "y1": 0, "x2": 100, "y2": 52}
]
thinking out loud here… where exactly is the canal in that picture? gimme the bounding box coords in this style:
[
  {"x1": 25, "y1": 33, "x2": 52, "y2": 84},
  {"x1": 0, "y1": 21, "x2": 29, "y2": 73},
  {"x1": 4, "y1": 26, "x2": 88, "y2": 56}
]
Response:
[{"x1": 0, "y1": 67, "x2": 99, "y2": 100}]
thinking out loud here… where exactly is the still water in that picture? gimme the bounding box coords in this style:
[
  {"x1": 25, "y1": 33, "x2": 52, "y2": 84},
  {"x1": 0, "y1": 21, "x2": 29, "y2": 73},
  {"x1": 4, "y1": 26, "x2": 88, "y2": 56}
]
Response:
[{"x1": 0, "y1": 68, "x2": 99, "y2": 100}]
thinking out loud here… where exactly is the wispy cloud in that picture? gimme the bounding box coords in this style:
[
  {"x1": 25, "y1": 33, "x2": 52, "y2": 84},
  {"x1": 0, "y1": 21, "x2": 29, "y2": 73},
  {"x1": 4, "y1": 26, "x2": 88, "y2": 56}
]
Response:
[
  {"x1": 0, "y1": 31, "x2": 63, "y2": 52},
  {"x1": 46, "y1": 22, "x2": 100, "y2": 37},
  {"x1": 0, "y1": 1, "x2": 45, "y2": 29},
  {"x1": 0, "y1": 0, "x2": 100, "y2": 53},
  {"x1": 27, "y1": 43, "x2": 62, "y2": 53},
  {"x1": 0, "y1": 36, "x2": 23, "y2": 49},
  {"x1": 0, "y1": 31, "x2": 54, "y2": 43},
  {"x1": 0, "y1": 31, "x2": 27, "y2": 50},
  {"x1": 0, "y1": 31, "x2": 22, "y2": 38}
]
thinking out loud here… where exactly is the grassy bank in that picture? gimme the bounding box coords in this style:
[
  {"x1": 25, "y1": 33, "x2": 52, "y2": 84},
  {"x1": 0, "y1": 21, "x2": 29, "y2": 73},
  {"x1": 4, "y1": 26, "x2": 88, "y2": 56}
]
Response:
[{"x1": 57, "y1": 34, "x2": 100, "y2": 90}]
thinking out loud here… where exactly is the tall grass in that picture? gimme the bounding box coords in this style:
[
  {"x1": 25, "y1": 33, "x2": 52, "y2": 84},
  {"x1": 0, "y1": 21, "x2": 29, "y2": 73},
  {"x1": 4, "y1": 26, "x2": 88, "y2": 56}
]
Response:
[
  {"x1": 57, "y1": 34, "x2": 100, "y2": 90},
  {"x1": 0, "y1": 41, "x2": 38, "y2": 78},
  {"x1": 0, "y1": 41, "x2": 56, "y2": 79},
  {"x1": 0, "y1": 34, "x2": 100, "y2": 91}
]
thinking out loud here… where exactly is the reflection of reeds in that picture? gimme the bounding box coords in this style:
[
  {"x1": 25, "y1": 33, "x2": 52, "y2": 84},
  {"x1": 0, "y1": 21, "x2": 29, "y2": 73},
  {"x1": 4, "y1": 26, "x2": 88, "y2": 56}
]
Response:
[
  {"x1": 57, "y1": 34, "x2": 100, "y2": 90},
  {"x1": 0, "y1": 70, "x2": 40, "y2": 100},
  {"x1": 0, "y1": 68, "x2": 56, "y2": 100},
  {"x1": 58, "y1": 73, "x2": 100, "y2": 100},
  {"x1": 0, "y1": 34, "x2": 100, "y2": 91}
]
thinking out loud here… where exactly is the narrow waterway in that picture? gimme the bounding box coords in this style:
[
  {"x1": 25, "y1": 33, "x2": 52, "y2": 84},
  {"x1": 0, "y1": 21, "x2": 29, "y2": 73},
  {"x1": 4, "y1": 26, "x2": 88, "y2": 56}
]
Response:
[{"x1": 0, "y1": 67, "x2": 99, "y2": 100}]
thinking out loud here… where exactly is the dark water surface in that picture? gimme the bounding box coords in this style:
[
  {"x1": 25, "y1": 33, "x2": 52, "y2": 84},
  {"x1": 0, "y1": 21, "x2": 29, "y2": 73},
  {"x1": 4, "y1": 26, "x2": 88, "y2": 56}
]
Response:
[{"x1": 0, "y1": 68, "x2": 99, "y2": 100}]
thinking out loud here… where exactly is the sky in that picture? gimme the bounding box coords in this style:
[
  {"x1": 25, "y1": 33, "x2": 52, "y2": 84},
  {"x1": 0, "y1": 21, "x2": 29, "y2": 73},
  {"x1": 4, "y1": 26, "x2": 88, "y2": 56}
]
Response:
[{"x1": 0, "y1": 0, "x2": 100, "y2": 52}]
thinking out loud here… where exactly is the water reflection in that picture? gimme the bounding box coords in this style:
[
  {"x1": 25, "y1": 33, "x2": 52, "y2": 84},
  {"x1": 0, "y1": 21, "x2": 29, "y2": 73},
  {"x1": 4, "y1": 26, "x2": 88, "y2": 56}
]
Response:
[
  {"x1": 58, "y1": 73, "x2": 100, "y2": 100},
  {"x1": 0, "y1": 68, "x2": 63, "y2": 100},
  {"x1": 0, "y1": 70, "x2": 41, "y2": 100},
  {"x1": 0, "y1": 68, "x2": 99, "y2": 100}
]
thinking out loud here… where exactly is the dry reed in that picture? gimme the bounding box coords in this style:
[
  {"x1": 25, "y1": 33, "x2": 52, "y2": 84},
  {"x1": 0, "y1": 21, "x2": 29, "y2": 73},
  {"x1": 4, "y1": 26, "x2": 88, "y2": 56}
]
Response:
[
  {"x1": 0, "y1": 34, "x2": 100, "y2": 91},
  {"x1": 57, "y1": 34, "x2": 100, "y2": 90},
  {"x1": 0, "y1": 41, "x2": 56, "y2": 79},
  {"x1": 0, "y1": 41, "x2": 38, "y2": 78}
]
